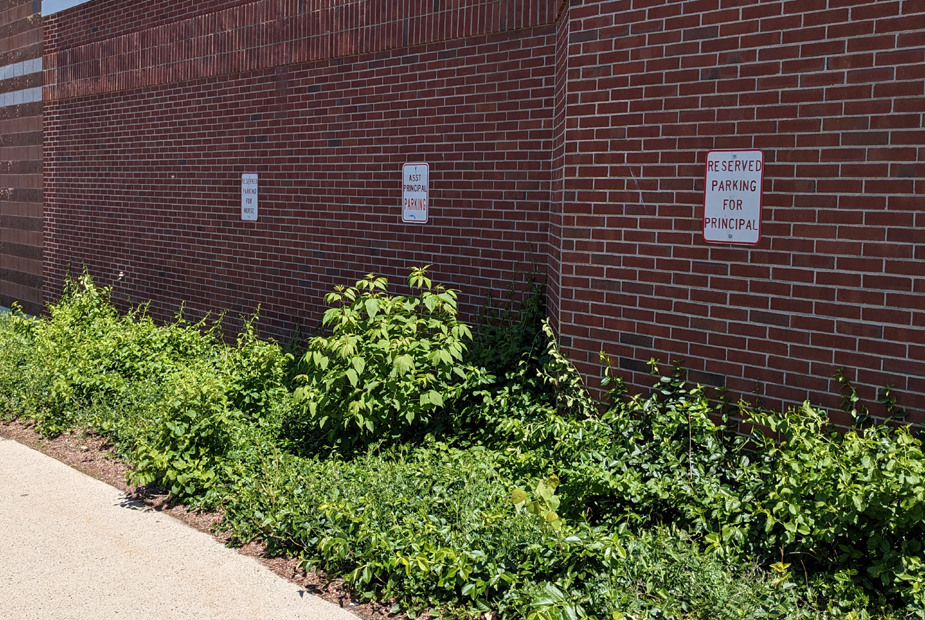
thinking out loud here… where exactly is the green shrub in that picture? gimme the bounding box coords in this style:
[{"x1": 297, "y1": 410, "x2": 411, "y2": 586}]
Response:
[
  {"x1": 223, "y1": 313, "x2": 293, "y2": 419},
  {"x1": 0, "y1": 306, "x2": 42, "y2": 419},
  {"x1": 0, "y1": 271, "x2": 296, "y2": 506},
  {"x1": 8, "y1": 272, "x2": 229, "y2": 436},
  {"x1": 290, "y1": 267, "x2": 484, "y2": 447},
  {"x1": 126, "y1": 365, "x2": 238, "y2": 504},
  {"x1": 475, "y1": 348, "x2": 925, "y2": 615},
  {"x1": 749, "y1": 402, "x2": 925, "y2": 608},
  {"x1": 30, "y1": 273, "x2": 127, "y2": 434},
  {"x1": 583, "y1": 360, "x2": 756, "y2": 538}
]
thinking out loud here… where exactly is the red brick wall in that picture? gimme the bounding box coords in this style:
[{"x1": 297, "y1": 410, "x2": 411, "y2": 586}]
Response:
[
  {"x1": 555, "y1": 0, "x2": 925, "y2": 422},
  {"x1": 43, "y1": 0, "x2": 559, "y2": 339},
  {"x1": 0, "y1": 0, "x2": 43, "y2": 315},
  {"x1": 43, "y1": 0, "x2": 925, "y2": 421},
  {"x1": 43, "y1": 0, "x2": 560, "y2": 100}
]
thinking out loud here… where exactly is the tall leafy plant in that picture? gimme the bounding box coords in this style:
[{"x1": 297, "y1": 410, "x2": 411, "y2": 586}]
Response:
[{"x1": 292, "y1": 267, "x2": 481, "y2": 445}]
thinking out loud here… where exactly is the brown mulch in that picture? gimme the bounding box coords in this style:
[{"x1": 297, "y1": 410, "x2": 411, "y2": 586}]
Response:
[{"x1": 0, "y1": 418, "x2": 404, "y2": 620}]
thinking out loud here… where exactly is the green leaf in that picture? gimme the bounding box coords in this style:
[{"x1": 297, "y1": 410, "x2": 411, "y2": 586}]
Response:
[
  {"x1": 364, "y1": 298, "x2": 380, "y2": 319},
  {"x1": 511, "y1": 488, "x2": 528, "y2": 508},
  {"x1": 394, "y1": 354, "x2": 414, "y2": 375},
  {"x1": 852, "y1": 495, "x2": 865, "y2": 512}
]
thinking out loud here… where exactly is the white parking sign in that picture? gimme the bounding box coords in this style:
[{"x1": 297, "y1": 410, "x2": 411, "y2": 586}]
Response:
[
  {"x1": 402, "y1": 163, "x2": 429, "y2": 223},
  {"x1": 703, "y1": 150, "x2": 764, "y2": 245},
  {"x1": 241, "y1": 174, "x2": 258, "y2": 221}
]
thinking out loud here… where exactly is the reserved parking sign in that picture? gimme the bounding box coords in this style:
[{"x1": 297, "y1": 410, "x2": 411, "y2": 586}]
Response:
[{"x1": 703, "y1": 150, "x2": 764, "y2": 245}]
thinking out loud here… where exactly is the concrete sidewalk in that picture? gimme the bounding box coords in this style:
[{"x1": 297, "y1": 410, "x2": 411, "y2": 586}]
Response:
[{"x1": 0, "y1": 437, "x2": 358, "y2": 620}]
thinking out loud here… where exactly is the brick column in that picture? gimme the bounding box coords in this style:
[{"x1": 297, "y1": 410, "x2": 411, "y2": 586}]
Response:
[{"x1": 0, "y1": 0, "x2": 42, "y2": 315}]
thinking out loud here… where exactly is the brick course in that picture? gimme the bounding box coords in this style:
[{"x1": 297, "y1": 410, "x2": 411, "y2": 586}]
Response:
[{"x1": 41, "y1": 0, "x2": 924, "y2": 422}]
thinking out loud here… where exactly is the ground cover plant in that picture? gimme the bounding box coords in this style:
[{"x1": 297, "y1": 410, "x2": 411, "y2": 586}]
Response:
[{"x1": 1, "y1": 269, "x2": 924, "y2": 619}]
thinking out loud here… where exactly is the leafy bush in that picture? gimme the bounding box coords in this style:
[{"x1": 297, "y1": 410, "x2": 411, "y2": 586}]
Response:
[
  {"x1": 4, "y1": 273, "x2": 228, "y2": 436},
  {"x1": 0, "y1": 322, "x2": 49, "y2": 439},
  {"x1": 749, "y1": 402, "x2": 925, "y2": 609},
  {"x1": 126, "y1": 365, "x2": 237, "y2": 502},
  {"x1": 222, "y1": 313, "x2": 294, "y2": 418},
  {"x1": 125, "y1": 317, "x2": 294, "y2": 504},
  {"x1": 290, "y1": 267, "x2": 484, "y2": 447},
  {"x1": 0, "y1": 272, "x2": 294, "y2": 495}
]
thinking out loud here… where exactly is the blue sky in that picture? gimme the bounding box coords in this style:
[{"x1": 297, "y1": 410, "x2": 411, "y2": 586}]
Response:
[{"x1": 42, "y1": 0, "x2": 93, "y2": 15}]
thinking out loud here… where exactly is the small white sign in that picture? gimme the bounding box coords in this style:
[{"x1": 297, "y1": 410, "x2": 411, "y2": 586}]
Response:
[
  {"x1": 241, "y1": 174, "x2": 258, "y2": 221},
  {"x1": 402, "y1": 163, "x2": 429, "y2": 223},
  {"x1": 703, "y1": 150, "x2": 764, "y2": 245}
]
